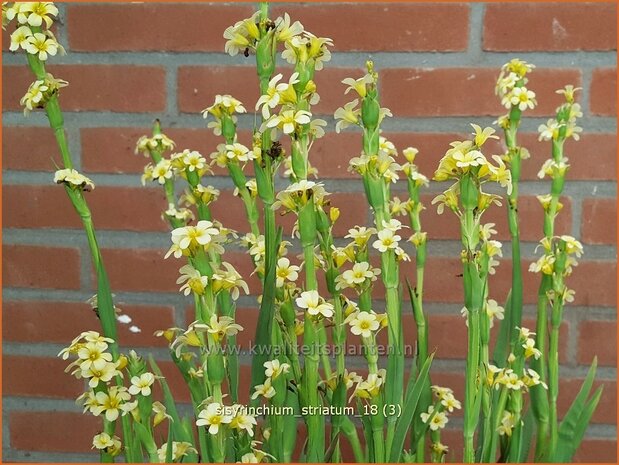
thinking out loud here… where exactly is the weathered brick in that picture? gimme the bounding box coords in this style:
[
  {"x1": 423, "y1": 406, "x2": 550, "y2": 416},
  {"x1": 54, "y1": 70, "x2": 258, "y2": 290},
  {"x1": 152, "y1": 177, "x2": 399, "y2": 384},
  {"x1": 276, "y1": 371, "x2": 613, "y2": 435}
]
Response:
[
  {"x1": 578, "y1": 320, "x2": 617, "y2": 366},
  {"x1": 271, "y1": 4, "x2": 468, "y2": 51},
  {"x1": 11, "y1": 411, "x2": 98, "y2": 453},
  {"x1": 67, "y1": 4, "x2": 253, "y2": 52},
  {"x1": 2, "y1": 126, "x2": 62, "y2": 172},
  {"x1": 590, "y1": 68, "x2": 617, "y2": 116},
  {"x1": 483, "y1": 3, "x2": 617, "y2": 51},
  {"x1": 4, "y1": 185, "x2": 169, "y2": 232},
  {"x1": 581, "y1": 198, "x2": 617, "y2": 245},
  {"x1": 178, "y1": 66, "x2": 362, "y2": 115},
  {"x1": 4, "y1": 356, "x2": 84, "y2": 399},
  {"x1": 4, "y1": 65, "x2": 166, "y2": 112},
  {"x1": 381, "y1": 68, "x2": 580, "y2": 117},
  {"x1": 3, "y1": 244, "x2": 80, "y2": 290},
  {"x1": 3, "y1": 300, "x2": 174, "y2": 347}
]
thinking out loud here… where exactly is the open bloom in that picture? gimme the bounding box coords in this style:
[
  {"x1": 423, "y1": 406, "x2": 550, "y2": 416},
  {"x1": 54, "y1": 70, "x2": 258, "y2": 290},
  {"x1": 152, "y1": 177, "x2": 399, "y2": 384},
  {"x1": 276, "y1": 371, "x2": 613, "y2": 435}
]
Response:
[
  {"x1": 230, "y1": 406, "x2": 258, "y2": 436},
  {"x1": 276, "y1": 257, "x2": 300, "y2": 288},
  {"x1": 266, "y1": 109, "x2": 311, "y2": 135},
  {"x1": 334, "y1": 99, "x2": 360, "y2": 133},
  {"x1": 25, "y1": 32, "x2": 58, "y2": 60},
  {"x1": 372, "y1": 228, "x2": 401, "y2": 253},
  {"x1": 295, "y1": 290, "x2": 333, "y2": 318},
  {"x1": 91, "y1": 387, "x2": 132, "y2": 422},
  {"x1": 264, "y1": 359, "x2": 290, "y2": 379},
  {"x1": 9, "y1": 25, "x2": 32, "y2": 51},
  {"x1": 169, "y1": 221, "x2": 220, "y2": 253},
  {"x1": 348, "y1": 311, "x2": 380, "y2": 338},
  {"x1": 421, "y1": 406, "x2": 449, "y2": 431},
  {"x1": 252, "y1": 378, "x2": 276, "y2": 400},
  {"x1": 196, "y1": 402, "x2": 232, "y2": 435},
  {"x1": 199, "y1": 315, "x2": 243, "y2": 343},
  {"x1": 129, "y1": 372, "x2": 155, "y2": 396}
]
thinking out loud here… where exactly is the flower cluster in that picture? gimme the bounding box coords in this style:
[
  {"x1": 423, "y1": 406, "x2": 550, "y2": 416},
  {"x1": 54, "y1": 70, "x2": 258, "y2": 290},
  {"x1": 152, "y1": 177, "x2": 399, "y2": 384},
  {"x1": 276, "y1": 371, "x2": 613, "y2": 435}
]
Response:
[
  {"x1": 197, "y1": 402, "x2": 258, "y2": 438},
  {"x1": 495, "y1": 58, "x2": 537, "y2": 113},
  {"x1": 345, "y1": 309, "x2": 387, "y2": 339},
  {"x1": 419, "y1": 386, "x2": 462, "y2": 431},
  {"x1": 54, "y1": 168, "x2": 95, "y2": 192},
  {"x1": 538, "y1": 85, "x2": 583, "y2": 143},
  {"x1": 252, "y1": 359, "x2": 291, "y2": 400},
  {"x1": 432, "y1": 125, "x2": 511, "y2": 218}
]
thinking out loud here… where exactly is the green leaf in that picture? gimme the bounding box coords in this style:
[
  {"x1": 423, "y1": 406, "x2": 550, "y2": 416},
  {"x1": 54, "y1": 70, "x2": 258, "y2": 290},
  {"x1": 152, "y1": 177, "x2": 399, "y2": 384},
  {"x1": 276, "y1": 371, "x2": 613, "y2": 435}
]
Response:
[
  {"x1": 249, "y1": 226, "x2": 282, "y2": 403},
  {"x1": 493, "y1": 288, "x2": 512, "y2": 366},
  {"x1": 389, "y1": 353, "x2": 434, "y2": 462},
  {"x1": 518, "y1": 408, "x2": 535, "y2": 462},
  {"x1": 556, "y1": 357, "x2": 597, "y2": 443},
  {"x1": 553, "y1": 359, "x2": 603, "y2": 462},
  {"x1": 149, "y1": 356, "x2": 198, "y2": 461},
  {"x1": 133, "y1": 421, "x2": 159, "y2": 463}
]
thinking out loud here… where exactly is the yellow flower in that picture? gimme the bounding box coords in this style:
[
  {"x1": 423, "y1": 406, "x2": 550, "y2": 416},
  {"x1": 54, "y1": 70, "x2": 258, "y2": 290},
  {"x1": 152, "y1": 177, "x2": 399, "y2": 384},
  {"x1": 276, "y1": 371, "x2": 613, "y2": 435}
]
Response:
[
  {"x1": 152, "y1": 401, "x2": 171, "y2": 427},
  {"x1": 92, "y1": 386, "x2": 132, "y2": 422},
  {"x1": 263, "y1": 359, "x2": 290, "y2": 379},
  {"x1": 556, "y1": 84, "x2": 581, "y2": 104},
  {"x1": 471, "y1": 124, "x2": 499, "y2": 147},
  {"x1": 196, "y1": 315, "x2": 243, "y2": 343},
  {"x1": 229, "y1": 405, "x2": 258, "y2": 436},
  {"x1": 22, "y1": 2, "x2": 58, "y2": 28},
  {"x1": 420, "y1": 406, "x2": 448, "y2": 431},
  {"x1": 25, "y1": 31, "x2": 58, "y2": 60},
  {"x1": 129, "y1": 372, "x2": 155, "y2": 396},
  {"x1": 348, "y1": 311, "x2": 380, "y2": 339},
  {"x1": 9, "y1": 25, "x2": 32, "y2": 51},
  {"x1": 92, "y1": 433, "x2": 116, "y2": 451},
  {"x1": 252, "y1": 378, "x2": 276, "y2": 400},
  {"x1": 342, "y1": 74, "x2": 373, "y2": 98},
  {"x1": 295, "y1": 290, "x2": 333, "y2": 319},
  {"x1": 498, "y1": 411, "x2": 516, "y2": 436},
  {"x1": 276, "y1": 257, "x2": 300, "y2": 288},
  {"x1": 275, "y1": 13, "x2": 304, "y2": 42},
  {"x1": 196, "y1": 402, "x2": 232, "y2": 435},
  {"x1": 334, "y1": 99, "x2": 360, "y2": 133}
]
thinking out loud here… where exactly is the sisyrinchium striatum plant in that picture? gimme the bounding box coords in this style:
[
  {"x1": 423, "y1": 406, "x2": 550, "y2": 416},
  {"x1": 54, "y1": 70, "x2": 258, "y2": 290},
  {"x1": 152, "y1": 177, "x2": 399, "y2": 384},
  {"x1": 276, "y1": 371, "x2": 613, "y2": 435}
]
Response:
[{"x1": 5, "y1": 1, "x2": 603, "y2": 463}]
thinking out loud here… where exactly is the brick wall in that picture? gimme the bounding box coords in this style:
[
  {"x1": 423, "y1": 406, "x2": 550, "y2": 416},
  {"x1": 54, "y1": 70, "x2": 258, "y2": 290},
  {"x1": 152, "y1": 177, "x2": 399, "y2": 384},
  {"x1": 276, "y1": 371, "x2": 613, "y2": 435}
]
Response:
[{"x1": 2, "y1": 2, "x2": 616, "y2": 462}]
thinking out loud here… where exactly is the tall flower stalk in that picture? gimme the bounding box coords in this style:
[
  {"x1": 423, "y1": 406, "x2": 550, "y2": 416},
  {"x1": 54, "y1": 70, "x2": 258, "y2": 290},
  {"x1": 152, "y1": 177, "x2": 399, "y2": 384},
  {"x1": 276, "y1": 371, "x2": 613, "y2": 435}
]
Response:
[
  {"x1": 6, "y1": 2, "x2": 602, "y2": 463},
  {"x1": 494, "y1": 59, "x2": 536, "y2": 361}
]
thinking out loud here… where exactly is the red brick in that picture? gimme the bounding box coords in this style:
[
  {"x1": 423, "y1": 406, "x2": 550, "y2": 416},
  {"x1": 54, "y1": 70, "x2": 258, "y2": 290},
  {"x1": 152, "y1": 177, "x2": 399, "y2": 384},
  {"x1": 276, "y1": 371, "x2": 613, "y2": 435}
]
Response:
[
  {"x1": 102, "y1": 248, "x2": 260, "y2": 295},
  {"x1": 519, "y1": 133, "x2": 617, "y2": 181},
  {"x1": 178, "y1": 66, "x2": 259, "y2": 115},
  {"x1": 271, "y1": 4, "x2": 469, "y2": 52},
  {"x1": 568, "y1": 260, "x2": 617, "y2": 308},
  {"x1": 3, "y1": 301, "x2": 174, "y2": 347},
  {"x1": 67, "y1": 4, "x2": 253, "y2": 52},
  {"x1": 274, "y1": 192, "x2": 369, "y2": 238},
  {"x1": 418, "y1": 193, "x2": 572, "y2": 242},
  {"x1": 575, "y1": 439, "x2": 617, "y2": 463},
  {"x1": 494, "y1": 259, "x2": 616, "y2": 308},
  {"x1": 83, "y1": 127, "x2": 226, "y2": 174},
  {"x1": 483, "y1": 3, "x2": 617, "y2": 51},
  {"x1": 4, "y1": 356, "x2": 84, "y2": 399},
  {"x1": 578, "y1": 320, "x2": 617, "y2": 366},
  {"x1": 401, "y1": 257, "x2": 615, "y2": 308},
  {"x1": 559, "y1": 377, "x2": 616, "y2": 426},
  {"x1": 177, "y1": 66, "x2": 362, "y2": 115},
  {"x1": 381, "y1": 68, "x2": 581, "y2": 117},
  {"x1": 3, "y1": 244, "x2": 80, "y2": 290},
  {"x1": 581, "y1": 198, "x2": 617, "y2": 245},
  {"x1": 11, "y1": 411, "x2": 98, "y2": 453},
  {"x1": 4, "y1": 185, "x2": 169, "y2": 232},
  {"x1": 2, "y1": 127, "x2": 62, "y2": 172},
  {"x1": 590, "y1": 68, "x2": 617, "y2": 116},
  {"x1": 3, "y1": 65, "x2": 166, "y2": 113}
]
